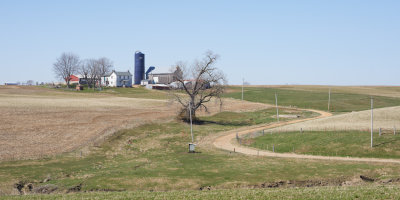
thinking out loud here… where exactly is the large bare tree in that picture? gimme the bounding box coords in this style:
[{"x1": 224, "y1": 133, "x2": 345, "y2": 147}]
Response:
[
  {"x1": 96, "y1": 57, "x2": 113, "y2": 87},
  {"x1": 86, "y1": 59, "x2": 100, "y2": 89},
  {"x1": 172, "y1": 51, "x2": 226, "y2": 121},
  {"x1": 78, "y1": 59, "x2": 90, "y2": 85},
  {"x1": 79, "y1": 57, "x2": 113, "y2": 89},
  {"x1": 53, "y1": 53, "x2": 80, "y2": 88}
]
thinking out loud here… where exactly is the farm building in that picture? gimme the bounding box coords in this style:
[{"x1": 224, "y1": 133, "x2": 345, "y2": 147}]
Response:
[
  {"x1": 101, "y1": 70, "x2": 132, "y2": 87},
  {"x1": 148, "y1": 67, "x2": 183, "y2": 84},
  {"x1": 148, "y1": 73, "x2": 175, "y2": 84},
  {"x1": 67, "y1": 75, "x2": 88, "y2": 85}
]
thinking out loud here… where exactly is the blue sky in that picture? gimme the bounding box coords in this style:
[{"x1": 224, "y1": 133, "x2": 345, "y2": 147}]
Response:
[{"x1": 0, "y1": 0, "x2": 399, "y2": 85}]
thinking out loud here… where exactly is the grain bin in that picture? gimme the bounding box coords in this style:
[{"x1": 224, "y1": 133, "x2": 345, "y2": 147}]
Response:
[{"x1": 134, "y1": 51, "x2": 145, "y2": 85}]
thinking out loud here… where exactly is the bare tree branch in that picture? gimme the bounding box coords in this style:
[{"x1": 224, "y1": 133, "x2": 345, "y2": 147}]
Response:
[
  {"x1": 86, "y1": 59, "x2": 100, "y2": 89},
  {"x1": 170, "y1": 51, "x2": 227, "y2": 121},
  {"x1": 97, "y1": 57, "x2": 113, "y2": 88},
  {"x1": 53, "y1": 53, "x2": 80, "y2": 88}
]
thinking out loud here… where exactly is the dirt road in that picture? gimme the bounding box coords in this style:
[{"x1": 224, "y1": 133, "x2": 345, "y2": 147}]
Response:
[{"x1": 213, "y1": 108, "x2": 400, "y2": 164}]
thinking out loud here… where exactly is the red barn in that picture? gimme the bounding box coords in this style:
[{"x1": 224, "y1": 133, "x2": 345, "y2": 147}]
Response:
[
  {"x1": 65, "y1": 75, "x2": 88, "y2": 84},
  {"x1": 67, "y1": 75, "x2": 80, "y2": 84}
]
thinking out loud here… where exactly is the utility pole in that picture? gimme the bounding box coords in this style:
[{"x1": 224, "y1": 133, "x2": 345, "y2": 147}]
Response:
[
  {"x1": 328, "y1": 88, "x2": 331, "y2": 111},
  {"x1": 275, "y1": 92, "x2": 279, "y2": 122},
  {"x1": 371, "y1": 97, "x2": 373, "y2": 148},
  {"x1": 189, "y1": 102, "x2": 194, "y2": 143},
  {"x1": 241, "y1": 78, "x2": 244, "y2": 101}
]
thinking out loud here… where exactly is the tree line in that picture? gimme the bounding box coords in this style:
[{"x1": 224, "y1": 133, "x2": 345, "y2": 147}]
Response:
[{"x1": 53, "y1": 52, "x2": 113, "y2": 88}]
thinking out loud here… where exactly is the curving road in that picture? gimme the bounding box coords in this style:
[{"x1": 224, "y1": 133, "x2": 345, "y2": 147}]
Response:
[{"x1": 213, "y1": 108, "x2": 400, "y2": 164}]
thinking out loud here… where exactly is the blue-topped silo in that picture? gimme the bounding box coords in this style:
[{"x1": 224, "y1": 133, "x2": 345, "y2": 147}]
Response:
[{"x1": 134, "y1": 51, "x2": 145, "y2": 85}]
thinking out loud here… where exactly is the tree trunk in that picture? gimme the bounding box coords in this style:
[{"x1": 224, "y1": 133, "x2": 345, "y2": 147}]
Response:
[
  {"x1": 186, "y1": 106, "x2": 196, "y2": 121},
  {"x1": 179, "y1": 104, "x2": 197, "y2": 122}
]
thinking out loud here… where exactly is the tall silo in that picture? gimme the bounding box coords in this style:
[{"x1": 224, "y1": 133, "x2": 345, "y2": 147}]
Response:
[{"x1": 134, "y1": 51, "x2": 145, "y2": 85}]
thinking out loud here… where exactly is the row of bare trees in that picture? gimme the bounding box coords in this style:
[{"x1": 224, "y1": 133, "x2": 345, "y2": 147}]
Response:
[{"x1": 53, "y1": 53, "x2": 113, "y2": 88}]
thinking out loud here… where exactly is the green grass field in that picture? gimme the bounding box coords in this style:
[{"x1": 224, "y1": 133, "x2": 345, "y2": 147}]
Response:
[
  {"x1": 3, "y1": 185, "x2": 400, "y2": 199},
  {"x1": 224, "y1": 86, "x2": 400, "y2": 113},
  {"x1": 248, "y1": 130, "x2": 400, "y2": 159},
  {"x1": 1, "y1": 108, "x2": 397, "y2": 195}
]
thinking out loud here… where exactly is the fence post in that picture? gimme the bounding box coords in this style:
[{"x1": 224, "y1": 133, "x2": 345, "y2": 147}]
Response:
[
  {"x1": 262, "y1": 129, "x2": 265, "y2": 136},
  {"x1": 300, "y1": 128, "x2": 303, "y2": 134},
  {"x1": 236, "y1": 132, "x2": 239, "y2": 140},
  {"x1": 273, "y1": 144, "x2": 275, "y2": 152}
]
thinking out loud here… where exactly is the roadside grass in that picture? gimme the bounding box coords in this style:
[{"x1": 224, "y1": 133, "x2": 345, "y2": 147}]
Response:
[
  {"x1": 224, "y1": 86, "x2": 400, "y2": 113},
  {"x1": 0, "y1": 108, "x2": 396, "y2": 194},
  {"x1": 248, "y1": 130, "x2": 400, "y2": 159},
  {"x1": 2, "y1": 185, "x2": 400, "y2": 199}
]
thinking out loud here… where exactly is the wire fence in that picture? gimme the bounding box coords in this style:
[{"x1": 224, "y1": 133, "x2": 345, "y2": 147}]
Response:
[{"x1": 235, "y1": 125, "x2": 400, "y2": 155}]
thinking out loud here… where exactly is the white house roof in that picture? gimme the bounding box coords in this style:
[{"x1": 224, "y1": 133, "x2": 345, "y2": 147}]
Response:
[
  {"x1": 73, "y1": 74, "x2": 85, "y2": 78},
  {"x1": 104, "y1": 70, "x2": 132, "y2": 77}
]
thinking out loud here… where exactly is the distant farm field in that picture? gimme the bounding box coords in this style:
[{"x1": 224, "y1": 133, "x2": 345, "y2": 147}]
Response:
[
  {"x1": 244, "y1": 85, "x2": 400, "y2": 98},
  {"x1": 50, "y1": 85, "x2": 170, "y2": 100},
  {"x1": 224, "y1": 86, "x2": 400, "y2": 112}
]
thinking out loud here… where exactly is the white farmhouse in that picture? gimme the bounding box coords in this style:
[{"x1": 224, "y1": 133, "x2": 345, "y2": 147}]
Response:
[{"x1": 101, "y1": 70, "x2": 133, "y2": 87}]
